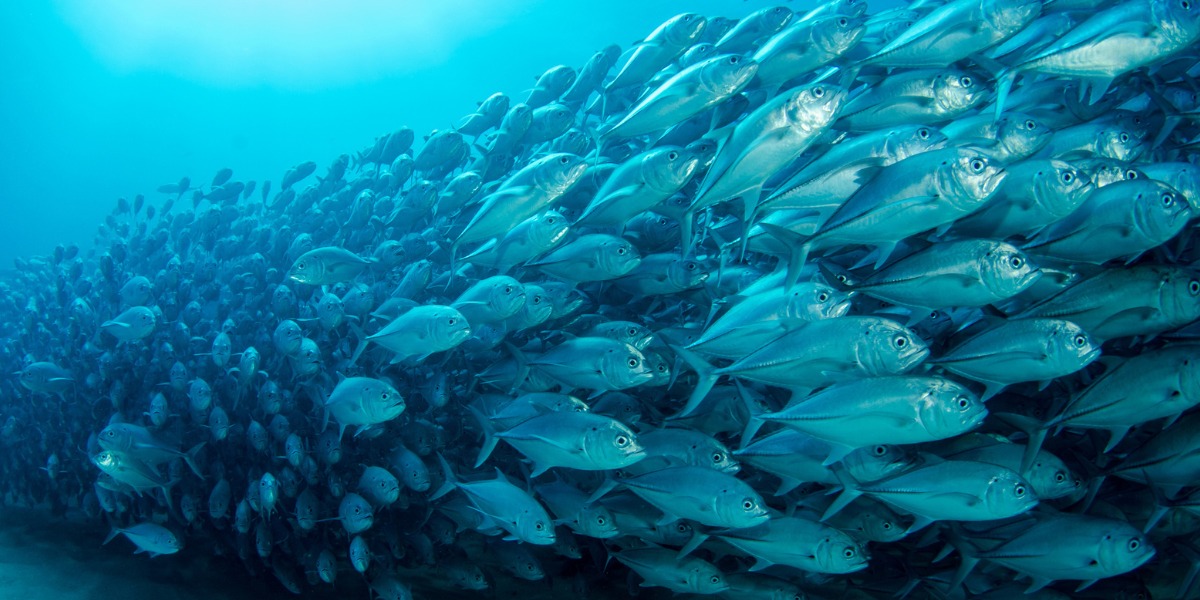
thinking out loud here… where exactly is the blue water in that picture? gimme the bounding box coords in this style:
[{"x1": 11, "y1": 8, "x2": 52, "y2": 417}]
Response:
[{"x1": 0, "y1": 0, "x2": 785, "y2": 270}]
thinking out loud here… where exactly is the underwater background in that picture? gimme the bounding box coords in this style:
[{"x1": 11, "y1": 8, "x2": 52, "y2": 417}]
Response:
[
  {"x1": 2, "y1": 0, "x2": 1200, "y2": 599},
  {"x1": 0, "y1": 0, "x2": 790, "y2": 270}
]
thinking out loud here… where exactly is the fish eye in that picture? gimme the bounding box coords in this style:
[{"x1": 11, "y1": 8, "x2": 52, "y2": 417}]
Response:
[
  {"x1": 882, "y1": 521, "x2": 892, "y2": 530},
  {"x1": 533, "y1": 295, "x2": 542, "y2": 304},
  {"x1": 1014, "y1": 484, "x2": 1026, "y2": 497},
  {"x1": 615, "y1": 435, "x2": 629, "y2": 447},
  {"x1": 676, "y1": 523, "x2": 689, "y2": 533},
  {"x1": 960, "y1": 76, "x2": 972, "y2": 87},
  {"x1": 957, "y1": 397, "x2": 971, "y2": 410},
  {"x1": 1061, "y1": 172, "x2": 1073, "y2": 183},
  {"x1": 686, "y1": 262, "x2": 697, "y2": 271},
  {"x1": 727, "y1": 56, "x2": 740, "y2": 65},
  {"x1": 546, "y1": 216, "x2": 556, "y2": 224},
  {"x1": 627, "y1": 327, "x2": 638, "y2": 336},
  {"x1": 1190, "y1": 280, "x2": 1200, "y2": 294},
  {"x1": 812, "y1": 86, "x2": 825, "y2": 98},
  {"x1": 843, "y1": 548, "x2": 856, "y2": 558},
  {"x1": 1120, "y1": 132, "x2": 1130, "y2": 143},
  {"x1": 298, "y1": 262, "x2": 306, "y2": 269},
  {"x1": 617, "y1": 246, "x2": 627, "y2": 255},
  {"x1": 1025, "y1": 119, "x2": 1036, "y2": 129},
  {"x1": 1127, "y1": 169, "x2": 1139, "y2": 179},
  {"x1": 818, "y1": 292, "x2": 830, "y2": 302},
  {"x1": 668, "y1": 151, "x2": 679, "y2": 160},
  {"x1": 559, "y1": 156, "x2": 570, "y2": 164},
  {"x1": 504, "y1": 286, "x2": 513, "y2": 294},
  {"x1": 1162, "y1": 194, "x2": 1175, "y2": 207},
  {"x1": 710, "y1": 576, "x2": 721, "y2": 584},
  {"x1": 448, "y1": 318, "x2": 457, "y2": 325},
  {"x1": 596, "y1": 516, "x2": 606, "y2": 525},
  {"x1": 1055, "y1": 472, "x2": 1066, "y2": 483},
  {"x1": 838, "y1": 17, "x2": 848, "y2": 26},
  {"x1": 1009, "y1": 256, "x2": 1023, "y2": 268},
  {"x1": 1074, "y1": 334, "x2": 1087, "y2": 347},
  {"x1": 535, "y1": 521, "x2": 545, "y2": 530},
  {"x1": 893, "y1": 336, "x2": 907, "y2": 348},
  {"x1": 970, "y1": 158, "x2": 985, "y2": 172},
  {"x1": 873, "y1": 446, "x2": 887, "y2": 456},
  {"x1": 713, "y1": 453, "x2": 724, "y2": 463},
  {"x1": 627, "y1": 357, "x2": 639, "y2": 368},
  {"x1": 1128, "y1": 538, "x2": 1141, "y2": 551},
  {"x1": 917, "y1": 128, "x2": 930, "y2": 139}
]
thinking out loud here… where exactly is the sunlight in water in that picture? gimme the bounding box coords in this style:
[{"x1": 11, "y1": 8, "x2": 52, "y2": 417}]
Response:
[{"x1": 52, "y1": 0, "x2": 531, "y2": 88}]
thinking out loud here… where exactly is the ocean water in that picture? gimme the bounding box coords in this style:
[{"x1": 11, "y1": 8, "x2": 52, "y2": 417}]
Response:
[
  {"x1": 0, "y1": 0, "x2": 791, "y2": 270},
  {"x1": 1, "y1": 1, "x2": 1199, "y2": 599}
]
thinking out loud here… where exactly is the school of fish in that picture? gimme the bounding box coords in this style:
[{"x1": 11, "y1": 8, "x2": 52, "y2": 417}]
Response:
[{"x1": 3, "y1": 0, "x2": 1200, "y2": 597}]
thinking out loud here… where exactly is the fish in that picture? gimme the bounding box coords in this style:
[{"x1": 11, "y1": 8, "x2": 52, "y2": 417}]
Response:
[
  {"x1": 2, "y1": 3, "x2": 1197, "y2": 597},
  {"x1": 323, "y1": 376, "x2": 406, "y2": 439},
  {"x1": 755, "y1": 376, "x2": 987, "y2": 463},
  {"x1": 103, "y1": 523, "x2": 183, "y2": 557},
  {"x1": 287, "y1": 246, "x2": 374, "y2": 285},
  {"x1": 432, "y1": 455, "x2": 555, "y2": 546}
]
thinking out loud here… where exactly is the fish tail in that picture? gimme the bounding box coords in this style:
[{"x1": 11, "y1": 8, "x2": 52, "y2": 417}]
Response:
[
  {"x1": 184, "y1": 442, "x2": 206, "y2": 479},
  {"x1": 430, "y1": 453, "x2": 458, "y2": 501},
  {"x1": 347, "y1": 321, "x2": 369, "y2": 367},
  {"x1": 758, "y1": 223, "x2": 811, "y2": 290},
  {"x1": 735, "y1": 381, "x2": 766, "y2": 450},
  {"x1": 820, "y1": 464, "x2": 861, "y2": 522},
  {"x1": 466, "y1": 404, "x2": 498, "y2": 469},
  {"x1": 103, "y1": 525, "x2": 122, "y2": 546},
  {"x1": 941, "y1": 524, "x2": 981, "y2": 594},
  {"x1": 667, "y1": 343, "x2": 718, "y2": 419},
  {"x1": 503, "y1": 341, "x2": 531, "y2": 395}
]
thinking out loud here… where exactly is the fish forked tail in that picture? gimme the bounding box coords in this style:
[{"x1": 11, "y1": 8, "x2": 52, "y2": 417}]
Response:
[
  {"x1": 664, "y1": 343, "x2": 719, "y2": 420},
  {"x1": 430, "y1": 453, "x2": 460, "y2": 501},
  {"x1": 758, "y1": 222, "x2": 812, "y2": 290},
  {"x1": 182, "y1": 442, "x2": 206, "y2": 480},
  {"x1": 465, "y1": 403, "x2": 500, "y2": 470}
]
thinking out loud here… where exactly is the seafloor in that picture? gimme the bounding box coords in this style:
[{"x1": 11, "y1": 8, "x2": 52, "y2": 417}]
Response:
[{"x1": 0, "y1": 504, "x2": 661, "y2": 599}]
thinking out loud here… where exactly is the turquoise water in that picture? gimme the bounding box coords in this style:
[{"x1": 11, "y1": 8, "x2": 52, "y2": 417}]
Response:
[{"x1": 0, "y1": 0, "x2": 787, "y2": 270}]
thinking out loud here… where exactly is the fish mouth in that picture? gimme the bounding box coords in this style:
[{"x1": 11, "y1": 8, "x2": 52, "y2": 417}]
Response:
[
  {"x1": 1016, "y1": 269, "x2": 1044, "y2": 290},
  {"x1": 830, "y1": 300, "x2": 853, "y2": 318},
  {"x1": 900, "y1": 346, "x2": 931, "y2": 370}
]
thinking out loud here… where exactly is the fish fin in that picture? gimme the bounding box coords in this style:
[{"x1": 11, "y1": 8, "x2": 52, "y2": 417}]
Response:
[
  {"x1": 747, "y1": 557, "x2": 776, "y2": 572},
  {"x1": 103, "y1": 527, "x2": 122, "y2": 546},
  {"x1": 1024, "y1": 578, "x2": 1054, "y2": 594},
  {"x1": 942, "y1": 525, "x2": 980, "y2": 594},
  {"x1": 757, "y1": 223, "x2": 811, "y2": 290},
  {"x1": 1104, "y1": 426, "x2": 1131, "y2": 454},
  {"x1": 666, "y1": 343, "x2": 719, "y2": 419},
  {"x1": 980, "y1": 382, "x2": 1007, "y2": 402},
  {"x1": 503, "y1": 341, "x2": 531, "y2": 395},
  {"x1": 821, "y1": 465, "x2": 861, "y2": 521},
  {"x1": 775, "y1": 477, "x2": 803, "y2": 496},
  {"x1": 821, "y1": 443, "x2": 856, "y2": 467},
  {"x1": 184, "y1": 442, "x2": 206, "y2": 479},
  {"x1": 467, "y1": 404, "x2": 498, "y2": 469},
  {"x1": 677, "y1": 531, "x2": 709, "y2": 559},
  {"x1": 585, "y1": 473, "x2": 619, "y2": 505},
  {"x1": 430, "y1": 453, "x2": 458, "y2": 501}
]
